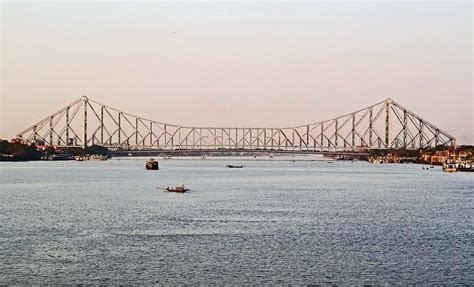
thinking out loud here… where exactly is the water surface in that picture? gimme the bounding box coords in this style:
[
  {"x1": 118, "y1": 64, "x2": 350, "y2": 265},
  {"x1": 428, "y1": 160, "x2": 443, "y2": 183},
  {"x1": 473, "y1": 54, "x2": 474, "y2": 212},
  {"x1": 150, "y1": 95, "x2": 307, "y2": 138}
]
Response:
[{"x1": 0, "y1": 157, "x2": 472, "y2": 284}]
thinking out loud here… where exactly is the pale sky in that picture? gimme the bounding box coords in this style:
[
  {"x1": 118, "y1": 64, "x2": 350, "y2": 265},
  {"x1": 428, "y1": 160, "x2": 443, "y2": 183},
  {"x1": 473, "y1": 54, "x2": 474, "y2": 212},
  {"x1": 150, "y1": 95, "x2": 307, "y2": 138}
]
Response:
[{"x1": 1, "y1": 1, "x2": 473, "y2": 144}]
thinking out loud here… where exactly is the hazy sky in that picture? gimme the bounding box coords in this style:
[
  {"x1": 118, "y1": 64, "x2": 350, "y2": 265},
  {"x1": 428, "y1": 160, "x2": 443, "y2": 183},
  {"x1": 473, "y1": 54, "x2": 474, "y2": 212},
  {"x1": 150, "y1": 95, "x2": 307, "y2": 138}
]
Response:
[{"x1": 1, "y1": 1, "x2": 473, "y2": 144}]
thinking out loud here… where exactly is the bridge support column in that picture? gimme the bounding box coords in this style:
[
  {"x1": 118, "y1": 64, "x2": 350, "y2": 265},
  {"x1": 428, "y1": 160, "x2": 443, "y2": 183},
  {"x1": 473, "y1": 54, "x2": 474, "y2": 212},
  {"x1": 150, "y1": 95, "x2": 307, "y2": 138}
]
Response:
[
  {"x1": 82, "y1": 96, "x2": 88, "y2": 149},
  {"x1": 100, "y1": 106, "x2": 104, "y2": 145},
  {"x1": 419, "y1": 120, "x2": 424, "y2": 148},
  {"x1": 320, "y1": 123, "x2": 324, "y2": 151},
  {"x1": 403, "y1": 110, "x2": 407, "y2": 148},
  {"x1": 49, "y1": 116, "x2": 53, "y2": 146},
  {"x1": 118, "y1": 113, "x2": 121, "y2": 147},
  {"x1": 150, "y1": 122, "x2": 153, "y2": 146},
  {"x1": 351, "y1": 114, "x2": 355, "y2": 148},
  {"x1": 65, "y1": 107, "x2": 70, "y2": 146},
  {"x1": 33, "y1": 125, "x2": 37, "y2": 142},
  {"x1": 385, "y1": 99, "x2": 391, "y2": 149},
  {"x1": 135, "y1": 118, "x2": 139, "y2": 146},
  {"x1": 369, "y1": 108, "x2": 373, "y2": 148}
]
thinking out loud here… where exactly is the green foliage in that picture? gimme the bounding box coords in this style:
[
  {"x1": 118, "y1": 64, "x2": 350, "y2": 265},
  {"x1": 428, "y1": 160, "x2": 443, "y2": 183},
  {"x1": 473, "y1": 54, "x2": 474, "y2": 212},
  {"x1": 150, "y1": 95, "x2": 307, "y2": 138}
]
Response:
[
  {"x1": 369, "y1": 149, "x2": 389, "y2": 157},
  {"x1": 431, "y1": 145, "x2": 448, "y2": 153},
  {"x1": 0, "y1": 140, "x2": 11, "y2": 154},
  {"x1": 458, "y1": 145, "x2": 474, "y2": 152},
  {"x1": 0, "y1": 140, "x2": 41, "y2": 161},
  {"x1": 62, "y1": 147, "x2": 84, "y2": 156},
  {"x1": 390, "y1": 148, "x2": 419, "y2": 158},
  {"x1": 85, "y1": 145, "x2": 109, "y2": 156},
  {"x1": 44, "y1": 146, "x2": 56, "y2": 155},
  {"x1": 370, "y1": 148, "x2": 420, "y2": 158},
  {"x1": 0, "y1": 141, "x2": 109, "y2": 160}
]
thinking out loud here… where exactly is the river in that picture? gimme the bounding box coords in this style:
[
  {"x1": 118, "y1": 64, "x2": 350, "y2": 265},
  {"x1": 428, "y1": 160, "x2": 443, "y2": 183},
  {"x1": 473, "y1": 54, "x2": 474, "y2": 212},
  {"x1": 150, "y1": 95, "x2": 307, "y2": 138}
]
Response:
[{"x1": 0, "y1": 157, "x2": 472, "y2": 284}]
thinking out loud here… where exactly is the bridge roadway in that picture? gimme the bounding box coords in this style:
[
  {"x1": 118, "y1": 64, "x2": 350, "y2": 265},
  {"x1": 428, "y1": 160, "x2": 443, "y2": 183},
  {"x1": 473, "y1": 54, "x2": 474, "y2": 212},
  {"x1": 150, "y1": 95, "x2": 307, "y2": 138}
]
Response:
[{"x1": 108, "y1": 148, "x2": 369, "y2": 159}]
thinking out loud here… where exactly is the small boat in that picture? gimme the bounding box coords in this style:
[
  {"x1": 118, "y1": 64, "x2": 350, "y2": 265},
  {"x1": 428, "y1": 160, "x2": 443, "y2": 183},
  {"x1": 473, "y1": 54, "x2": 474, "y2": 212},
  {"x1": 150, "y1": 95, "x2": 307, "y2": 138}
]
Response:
[
  {"x1": 166, "y1": 185, "x2": 189, "y2": 193},
  {"x1": 226, "y1": 165, "x2": 244, "y2": 168},
  {"x1": 458, "y1": 162, "x2": 474, "y2": 172},
  {"x1": 442, "y1": 162, "x2": 457, "y2": 173},
  {"x1": 146, "y1": 158, "x2": 159, "y2": 170},
  {"x1": 90, "y1": 154, "x2": 108, "y2": 161},
  {"x1": 370, "y1": 158, "x2": 383, "y2": 164}
]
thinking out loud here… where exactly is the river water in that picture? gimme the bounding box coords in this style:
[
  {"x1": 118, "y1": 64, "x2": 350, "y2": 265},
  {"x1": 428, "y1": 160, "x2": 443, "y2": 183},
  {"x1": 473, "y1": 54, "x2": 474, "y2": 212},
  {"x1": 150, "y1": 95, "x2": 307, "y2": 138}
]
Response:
[{"x1": 0, "y1": 157, "x2": 472, "y2": 284}]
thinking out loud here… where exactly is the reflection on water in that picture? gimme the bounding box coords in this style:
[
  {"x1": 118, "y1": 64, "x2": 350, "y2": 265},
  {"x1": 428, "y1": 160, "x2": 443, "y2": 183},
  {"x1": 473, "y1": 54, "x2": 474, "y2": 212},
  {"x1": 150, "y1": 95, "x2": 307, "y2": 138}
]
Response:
[{"x1": 0, "y1": 157, "x2": 472, "y2": 284}]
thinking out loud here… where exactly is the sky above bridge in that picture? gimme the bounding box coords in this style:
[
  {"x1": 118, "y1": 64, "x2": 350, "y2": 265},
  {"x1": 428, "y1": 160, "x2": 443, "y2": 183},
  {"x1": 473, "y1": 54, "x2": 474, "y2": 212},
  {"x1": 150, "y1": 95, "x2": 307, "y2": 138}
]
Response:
[{"x1": 1, "y1": 1, "x2": 472, "y2": 144}]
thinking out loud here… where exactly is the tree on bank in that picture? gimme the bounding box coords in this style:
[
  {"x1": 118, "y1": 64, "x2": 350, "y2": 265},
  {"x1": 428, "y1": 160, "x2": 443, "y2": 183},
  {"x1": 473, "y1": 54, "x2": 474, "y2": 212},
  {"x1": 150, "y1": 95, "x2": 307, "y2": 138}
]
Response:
[
  {"x1": 0, "y1": 140, "x2": 41, "y2": 161},
  {"x1": 0, "y1": 139, "x2": 109, "y2": 161}
]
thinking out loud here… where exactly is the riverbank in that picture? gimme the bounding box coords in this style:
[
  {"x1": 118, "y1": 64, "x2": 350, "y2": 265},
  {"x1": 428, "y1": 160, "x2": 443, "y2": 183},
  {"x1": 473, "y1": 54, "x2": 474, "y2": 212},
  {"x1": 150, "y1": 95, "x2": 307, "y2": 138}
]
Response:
[{"x1": 0, "y1": 140, "x2": 108, "y2": 161}]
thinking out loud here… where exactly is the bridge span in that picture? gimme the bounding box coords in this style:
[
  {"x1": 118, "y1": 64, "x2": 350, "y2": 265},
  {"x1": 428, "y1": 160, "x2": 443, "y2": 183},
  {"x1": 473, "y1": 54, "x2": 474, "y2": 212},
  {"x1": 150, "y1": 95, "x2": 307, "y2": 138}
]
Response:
[{"x1": 16, "y1": 96, "x2": 455, "y2": 152}]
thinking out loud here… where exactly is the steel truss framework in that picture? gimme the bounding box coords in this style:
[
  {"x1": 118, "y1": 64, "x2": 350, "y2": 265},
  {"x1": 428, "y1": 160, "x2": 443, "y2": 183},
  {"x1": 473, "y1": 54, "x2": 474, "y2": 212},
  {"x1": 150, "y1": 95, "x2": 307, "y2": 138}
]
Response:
[{"x1": 16, "y1": 96, "x2": 455, "y2": 151}]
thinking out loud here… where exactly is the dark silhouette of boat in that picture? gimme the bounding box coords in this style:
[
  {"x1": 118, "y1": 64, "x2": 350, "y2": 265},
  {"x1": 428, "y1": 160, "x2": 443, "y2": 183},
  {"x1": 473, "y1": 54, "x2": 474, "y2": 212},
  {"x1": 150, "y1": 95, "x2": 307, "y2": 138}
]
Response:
[
  {"x1": 146, "y1": 159, "x2": 159, "y2": 170},
  {"x1": 166, "y1": 185, "x2": 189, "y2": 193},
  {"x1": 226, "y1": 165, "x2": 244, "y2": 168}
]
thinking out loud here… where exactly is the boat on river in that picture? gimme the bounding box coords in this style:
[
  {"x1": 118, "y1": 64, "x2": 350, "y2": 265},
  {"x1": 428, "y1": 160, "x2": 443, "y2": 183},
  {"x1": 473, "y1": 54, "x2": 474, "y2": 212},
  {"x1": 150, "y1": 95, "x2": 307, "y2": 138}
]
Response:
[
  {"x1": 90, "y1": 154, "x2": 108, "y2": 161},
  {"x1": 226, "y1": 165, "x2": 244, "y2": 168},
  {"x1": 166, "y1": 185, "x2": 189, "y2": 193},
  {"x1": 442, "y1": 162, "x2": 457, "y2": 172},
  {"x1": 146, "y1": 159, "x2": 159, "y2": 170},
  {"x1": 458, "y1": 162, "x2": 474, "y2": 172}
]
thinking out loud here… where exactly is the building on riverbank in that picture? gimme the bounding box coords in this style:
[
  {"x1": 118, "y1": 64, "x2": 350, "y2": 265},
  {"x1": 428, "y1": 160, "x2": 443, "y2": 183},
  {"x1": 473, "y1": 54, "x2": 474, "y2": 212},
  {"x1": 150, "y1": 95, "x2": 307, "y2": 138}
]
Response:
[{"x1": 421, "y1": 149, "x2": 472, "y2": 165}]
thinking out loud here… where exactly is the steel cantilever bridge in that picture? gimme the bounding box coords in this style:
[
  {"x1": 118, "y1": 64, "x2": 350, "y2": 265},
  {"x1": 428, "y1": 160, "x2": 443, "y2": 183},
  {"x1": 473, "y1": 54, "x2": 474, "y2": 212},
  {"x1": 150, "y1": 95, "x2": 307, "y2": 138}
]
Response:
[{"x1": 16, "y1": 96, "x2": 455, "y2": 152}]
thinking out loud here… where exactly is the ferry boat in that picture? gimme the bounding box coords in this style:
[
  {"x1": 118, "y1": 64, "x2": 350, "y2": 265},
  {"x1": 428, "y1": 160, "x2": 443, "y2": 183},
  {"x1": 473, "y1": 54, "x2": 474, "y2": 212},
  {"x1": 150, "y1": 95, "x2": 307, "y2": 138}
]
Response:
[
  {"x1": 442, "y1": 162, "x2": 457, "y2": 173},
  {"x1": 146, "y1": 159, "x2": 159, "y2": 170}
]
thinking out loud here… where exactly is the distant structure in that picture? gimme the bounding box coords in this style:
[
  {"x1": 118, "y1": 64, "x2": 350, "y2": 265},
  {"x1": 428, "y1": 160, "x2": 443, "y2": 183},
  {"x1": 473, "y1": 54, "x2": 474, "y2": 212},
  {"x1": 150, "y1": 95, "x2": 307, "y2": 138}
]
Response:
[{"x1": 16, "y1": 96, "x2": 455, "y2": 151}]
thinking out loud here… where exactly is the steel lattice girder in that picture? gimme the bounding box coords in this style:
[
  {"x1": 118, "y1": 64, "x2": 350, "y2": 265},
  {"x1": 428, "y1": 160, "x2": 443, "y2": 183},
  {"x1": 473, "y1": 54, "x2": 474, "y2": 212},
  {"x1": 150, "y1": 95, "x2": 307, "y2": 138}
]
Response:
[{"x1": 16, "y1": 96, "x2": 456, "y2": 150}]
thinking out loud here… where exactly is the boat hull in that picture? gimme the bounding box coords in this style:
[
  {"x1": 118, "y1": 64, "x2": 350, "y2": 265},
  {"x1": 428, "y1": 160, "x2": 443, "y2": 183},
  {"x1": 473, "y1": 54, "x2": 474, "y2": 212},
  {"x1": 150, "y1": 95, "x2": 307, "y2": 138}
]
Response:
[{"x1": 166, "y1": 188, "x2": 189, "y2": 193}]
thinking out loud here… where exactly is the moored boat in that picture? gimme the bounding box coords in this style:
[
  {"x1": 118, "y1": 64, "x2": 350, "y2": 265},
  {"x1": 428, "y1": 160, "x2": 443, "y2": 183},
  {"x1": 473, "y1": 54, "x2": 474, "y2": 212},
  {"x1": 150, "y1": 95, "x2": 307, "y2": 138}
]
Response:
[
  {"x1": 442, "y1": 162, "x2": 457, "y2": 172},
  {"x1": 458, "y1": 162, "x2": 474, "y2": 172},
  {"x1": 74, "y1": 155, "x2": 86, "y2": 161},
  {"x1": 146, "y1": 159, "x2": 159, "y2": 170},
  {"x1": 90, "y1": 154, "x2": 108, "y2": 161}
]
